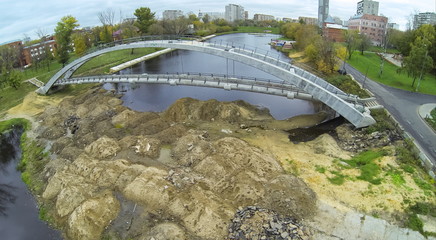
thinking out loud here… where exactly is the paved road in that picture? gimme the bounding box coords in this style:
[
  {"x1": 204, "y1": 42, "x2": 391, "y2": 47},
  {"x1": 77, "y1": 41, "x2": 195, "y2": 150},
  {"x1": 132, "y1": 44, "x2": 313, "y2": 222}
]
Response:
[{"x1": 345, "y1": 63, "x2": 436, "y2": 167}]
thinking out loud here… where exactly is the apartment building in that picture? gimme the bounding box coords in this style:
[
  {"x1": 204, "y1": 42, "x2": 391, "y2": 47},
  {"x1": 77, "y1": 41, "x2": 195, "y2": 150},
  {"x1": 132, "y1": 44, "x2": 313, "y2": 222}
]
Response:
[
  {"x1": 357, "y1": 0, "x2": 379, "y2": 16},
  {"x1": 225, "y1": 4, "x2": 245, "y2": 22},
  {"x1": 348, "y1": 14, "x2": 388, "y2": 46},
  {"x1": 413, "y1": 12, "x2": 436, "y2": 29},
  {"x1": 253, "y1": 14, "x2": 274, "y2": 21}
]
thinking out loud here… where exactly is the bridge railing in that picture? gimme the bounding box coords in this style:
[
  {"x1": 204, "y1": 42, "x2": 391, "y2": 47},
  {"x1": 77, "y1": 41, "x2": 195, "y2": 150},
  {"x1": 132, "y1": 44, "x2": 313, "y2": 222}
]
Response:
[{"x1": 85, "y1": 35, "x2": 201, "y2": 55}]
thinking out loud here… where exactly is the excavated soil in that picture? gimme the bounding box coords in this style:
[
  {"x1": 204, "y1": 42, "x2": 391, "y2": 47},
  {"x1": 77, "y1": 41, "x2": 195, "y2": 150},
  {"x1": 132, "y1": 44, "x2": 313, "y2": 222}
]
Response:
[
  {"x1": 5, "y1": 86, "x2": 434, "y2": 240},
  {"x1": 31, "y1": 88, "x2": 323, "y2": 240}
]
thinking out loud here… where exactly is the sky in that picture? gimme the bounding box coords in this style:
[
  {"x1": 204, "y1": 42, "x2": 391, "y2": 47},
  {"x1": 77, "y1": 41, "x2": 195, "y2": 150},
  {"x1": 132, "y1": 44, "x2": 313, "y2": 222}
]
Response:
[{"x1": 0, "y1": 0, "x2": 435, "y2": 44}]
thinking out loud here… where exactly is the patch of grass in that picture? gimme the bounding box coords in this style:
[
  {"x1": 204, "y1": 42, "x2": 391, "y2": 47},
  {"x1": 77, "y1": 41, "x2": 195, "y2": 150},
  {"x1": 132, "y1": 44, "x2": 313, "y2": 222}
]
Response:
[
  {"x1": 315, "y1": 165, "x2": 326, "y2": 173},
  {"x1": 396, "y1": 139, "x2": 421, "y2": 166},
  {"x1": 387, "y1": 168, "x2": 406, "y2": 187},
  {"x1": 285, "y1": 159, "x2": 300, "y2": 176},
  {"x1": 328, "y1": 171, "x2": 346, "y2": 185},
  {"x1": 408, "y1": 214, "x2": 424, "y2": 233},
  {"x1": 413, "y1": 177, "x2": 433, "y2": 191},
  {"x1": 401, "y1": 164, "x2": 415, "y2": 174},
  {"x1": 366, "y1": 108, "x2": 397, "y2": 134},
  {"x1": 347, "y1": 51, "x2": 436, "y2": 95},
  {"x1": 343, "y1": 150, "x2": 386, "y2": 185},
  {"x1": 0, "y1": 118, "x2": 30, "y2": 133},
  {"x1": 18, "y1": 133, "x2": 49, "y2": 194},
  {"x1": 327, "y1": 74, "x2": 370, "y2": 98},
  {"x1": 74, "y1": 48, "x2": 162, "y2": 76},
  {"x1": 424, "y1": 107, "x2": 436, "y2": 131}
]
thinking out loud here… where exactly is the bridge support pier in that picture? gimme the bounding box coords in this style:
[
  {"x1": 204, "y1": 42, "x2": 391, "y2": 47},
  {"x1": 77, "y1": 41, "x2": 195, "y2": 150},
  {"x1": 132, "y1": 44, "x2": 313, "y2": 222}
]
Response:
[{"x1": 314, "y1": 102, "x2": 339, "y2": 123}]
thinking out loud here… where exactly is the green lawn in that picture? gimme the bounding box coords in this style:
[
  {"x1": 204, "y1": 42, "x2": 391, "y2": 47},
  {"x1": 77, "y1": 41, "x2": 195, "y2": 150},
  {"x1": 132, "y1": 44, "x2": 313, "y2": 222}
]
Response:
[
  {"x1": 73, "y1": 48, "x2": 162, "y2": 76},
  {"x1": 347, "y1": 52, "x2": 436, "y2": 95}
]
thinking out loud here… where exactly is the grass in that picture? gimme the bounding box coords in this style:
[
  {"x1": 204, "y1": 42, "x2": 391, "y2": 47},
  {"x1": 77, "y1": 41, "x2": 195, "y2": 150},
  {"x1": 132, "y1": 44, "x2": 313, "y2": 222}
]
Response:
[
  {"x1": 0, "y1": 118, "x2": 30, "y2": 133},
  {"x1": 366, "y1": 108, "x2": 397, "y2": 134},
  {"x1": 73, "y1": 47, "x2": 162, "y2": 76},
  {"x1": 425, "y1": 108, "x2": 436, "y2": 131},
  {"x1": 407, "y1": 202, "x2": 436, "y2": 237},
  {"x1": 343, "y1": 150, "x2": 386, "y2": 185},
  {"x1": 347, "y1": 52, "x2": 436, "y2": 95},
  {"x1": 18, "y1": 131, "x2": 50, "y2": 194},
  {"x1": 327, "y1": 74, "x2": 370, "y2": 98}
]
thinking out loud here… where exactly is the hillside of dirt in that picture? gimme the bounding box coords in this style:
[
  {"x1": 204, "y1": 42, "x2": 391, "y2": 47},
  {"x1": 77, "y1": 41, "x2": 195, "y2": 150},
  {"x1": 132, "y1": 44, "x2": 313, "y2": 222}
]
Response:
[{"x1": 5, "y1": 86, "x2": 435, "y2": 240}]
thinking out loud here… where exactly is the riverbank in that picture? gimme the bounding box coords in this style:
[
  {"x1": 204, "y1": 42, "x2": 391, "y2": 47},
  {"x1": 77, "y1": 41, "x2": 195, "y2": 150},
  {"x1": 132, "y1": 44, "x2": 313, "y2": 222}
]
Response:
[{"x1": 3, "y1": 87, "x2": 435, "y2": 240}]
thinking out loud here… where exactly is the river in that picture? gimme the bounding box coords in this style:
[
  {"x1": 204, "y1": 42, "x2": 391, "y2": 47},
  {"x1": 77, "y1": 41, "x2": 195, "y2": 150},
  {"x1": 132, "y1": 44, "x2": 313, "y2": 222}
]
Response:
[
  {"x1": 0, "y1": 128, "x2": 62, "y2": 240},
  {"x1": 117, "y1": 33, "x2": 315, "y2": 120}
]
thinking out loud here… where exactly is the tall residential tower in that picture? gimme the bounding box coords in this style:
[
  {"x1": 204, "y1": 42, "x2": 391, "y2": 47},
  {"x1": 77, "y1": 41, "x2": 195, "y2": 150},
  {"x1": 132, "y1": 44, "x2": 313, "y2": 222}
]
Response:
[
  {"x1": 357, "y1": 0, "x2": 379, "y2": 16},
  {"x1": 318, "y1": 0, "x2": 329, "y2": 28},
  {"x1": 225, "y1": 4, "x2": 245, "y2": 22}
]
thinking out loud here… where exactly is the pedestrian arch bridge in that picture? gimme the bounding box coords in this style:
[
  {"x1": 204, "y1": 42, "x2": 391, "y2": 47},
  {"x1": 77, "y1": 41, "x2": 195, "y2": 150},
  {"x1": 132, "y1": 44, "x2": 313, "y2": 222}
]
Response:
[{"x1": 37, "y1": 37, "x2": 376, "y2": 128}]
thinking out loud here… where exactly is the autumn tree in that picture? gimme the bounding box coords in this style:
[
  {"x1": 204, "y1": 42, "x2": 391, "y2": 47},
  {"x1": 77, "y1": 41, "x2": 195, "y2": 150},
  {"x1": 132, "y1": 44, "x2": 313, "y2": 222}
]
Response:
[
  {"x1": 134, "y1": 7, "x2": 156, "y2": 34},
  {"x1": 0, "y1": 46, "x2": 23, "y2": 89},
  {"x1": 344, "y1": 30, "x2": 360, "y2": 59},
  {"x1": 54, "y1": 15, "x2": 79, "y2": 66}
]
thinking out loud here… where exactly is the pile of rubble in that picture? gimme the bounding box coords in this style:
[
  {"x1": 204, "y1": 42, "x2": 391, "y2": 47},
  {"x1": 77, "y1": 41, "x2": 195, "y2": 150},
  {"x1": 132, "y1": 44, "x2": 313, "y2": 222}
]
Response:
[{"x1": 228, "y1": 206, "x2": 310, "y2": 240}]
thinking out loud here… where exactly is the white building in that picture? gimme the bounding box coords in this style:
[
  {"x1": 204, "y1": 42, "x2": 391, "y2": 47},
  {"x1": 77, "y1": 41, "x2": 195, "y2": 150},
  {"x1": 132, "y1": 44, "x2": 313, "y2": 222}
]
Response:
[
  {"x1": 413, "y1": 12, "x2": 436, "y2": 29},
  {"x1": 163, "y1": 10, "x2": 183, "y2": 20},
  {"x1": 318, "y1": 0, "x2": 329, "y2": 28},
  {"x1": 225, "y1": 4, "x2": 245, "y2": 22},
  {"x1": 253, "y1": 14, "x2": 274, "y2": 21},
  {"x1": 357, "y1": 0, "x2": 379, "y2": 16},
  {"x1": 198, "y1": 11, "x2": 225, "y2": 21}
]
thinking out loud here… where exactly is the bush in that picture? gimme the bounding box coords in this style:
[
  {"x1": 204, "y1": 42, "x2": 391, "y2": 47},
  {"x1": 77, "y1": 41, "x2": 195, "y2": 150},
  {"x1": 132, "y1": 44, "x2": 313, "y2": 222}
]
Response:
[
  {"x1": 366, "y1": 109, "x2": 396, "y2": 134},
  {"x1": 327, "y1": 75, "x2": 370, "y2": 98}
]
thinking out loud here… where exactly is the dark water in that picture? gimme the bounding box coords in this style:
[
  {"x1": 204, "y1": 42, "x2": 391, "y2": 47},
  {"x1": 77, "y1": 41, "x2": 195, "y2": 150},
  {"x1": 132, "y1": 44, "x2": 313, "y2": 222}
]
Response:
[
  {"x1": 0, "y1": 128, "x2": 62, "y2": 240},
  {"x1": 116, "y1": 33, "x2": 315, "y2": 120}
]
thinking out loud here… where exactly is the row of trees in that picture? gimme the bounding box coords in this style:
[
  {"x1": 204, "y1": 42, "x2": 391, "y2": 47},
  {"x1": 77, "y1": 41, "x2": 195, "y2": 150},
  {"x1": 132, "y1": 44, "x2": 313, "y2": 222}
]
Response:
[
  {"x1": 390, "y1": 25, "x2": 436, "y2": 87},
  {"x1": 280, "y1": 21, "x2": 436, "y2": 84}
]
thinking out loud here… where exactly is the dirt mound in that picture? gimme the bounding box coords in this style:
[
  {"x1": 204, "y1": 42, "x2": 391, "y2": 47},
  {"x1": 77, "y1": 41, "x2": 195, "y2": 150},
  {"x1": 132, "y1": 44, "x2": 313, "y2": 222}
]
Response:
[
  {"x1": 162, "y1": 97, "x2": 273, "y2": 123},
  {"x1": 33, "y1": 90, "x2": 321, "y2": 240}
]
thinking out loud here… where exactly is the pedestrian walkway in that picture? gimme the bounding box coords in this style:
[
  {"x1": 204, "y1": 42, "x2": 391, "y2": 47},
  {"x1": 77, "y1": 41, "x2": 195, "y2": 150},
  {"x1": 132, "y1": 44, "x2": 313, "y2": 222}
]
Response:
[
  {"x1": 380, "y1": 53, "x2": 402, "y2": 67},
  {"x1": 419, "y1": 103, "x2": 436, "y2": 121}
]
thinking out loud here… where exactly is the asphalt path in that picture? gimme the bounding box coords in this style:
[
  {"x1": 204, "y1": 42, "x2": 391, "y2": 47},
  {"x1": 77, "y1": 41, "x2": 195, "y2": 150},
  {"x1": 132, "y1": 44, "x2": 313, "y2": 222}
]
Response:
[{"x1": 344, "y1": 63, "x2": 436, "y2": 167}]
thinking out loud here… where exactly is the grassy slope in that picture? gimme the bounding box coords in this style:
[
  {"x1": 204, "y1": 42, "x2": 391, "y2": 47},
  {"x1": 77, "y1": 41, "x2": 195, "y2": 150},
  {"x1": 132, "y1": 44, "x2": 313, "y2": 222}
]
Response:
[{"x1": 347, "y1": 52, "x2": 436, "y2": 95}]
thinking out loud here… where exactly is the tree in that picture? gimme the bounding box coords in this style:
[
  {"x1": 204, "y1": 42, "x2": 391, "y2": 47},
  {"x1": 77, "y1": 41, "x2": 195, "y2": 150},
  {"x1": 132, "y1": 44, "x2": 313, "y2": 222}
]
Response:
[
  {"x1": 358, "y1": 33, "x2": 372, "y2": 55},
  {"x1": 295, "y1": 24, "x2": 320, "y2": 50},
  {"x1": 344, "y1": 30, "x2": 360, "y2": 59},
  {"x1": 202, "y1": 14, "x2": 210, "y2": 24},
  {"x1": 403, "y1": 24, "x2": 435, "y2": 89},
  {"x1": 98, "y1": 9, "x2": 115, "y2": 42},
  {"x1": 134, "y1": 7, "x2": 156, "y2": 34},
  {"x1": 0, "y1": 46, "x2": 23, "y2": 90},
  {"x1": 163, "y1": 16, "x2": 191, "y2": 35},
  {"x1": 73, "y1": 33, "x2": 87, "y2": 56},
  {"x1": 403, "y1": 38, "x2": 433, "y2": 88},
  {"x1": 54, "y1": 15, "x2": 79, "y2": 66}
]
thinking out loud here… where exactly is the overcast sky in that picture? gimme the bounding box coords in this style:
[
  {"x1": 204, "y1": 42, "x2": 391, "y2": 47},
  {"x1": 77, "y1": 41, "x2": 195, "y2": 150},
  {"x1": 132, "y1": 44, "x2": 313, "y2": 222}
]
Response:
[{"x1": 0, "y1": 0, "x2": 434, "y2": 44}]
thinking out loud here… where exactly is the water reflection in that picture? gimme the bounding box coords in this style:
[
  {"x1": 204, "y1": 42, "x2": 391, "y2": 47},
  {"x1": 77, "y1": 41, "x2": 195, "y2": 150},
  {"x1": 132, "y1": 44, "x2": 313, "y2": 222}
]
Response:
[
  {"x1": 0, "y1": 127, "x2": 62, "y2": 240},
  {"x1": 0, "y1": 184, "x2": 16, "y2": 216}
]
